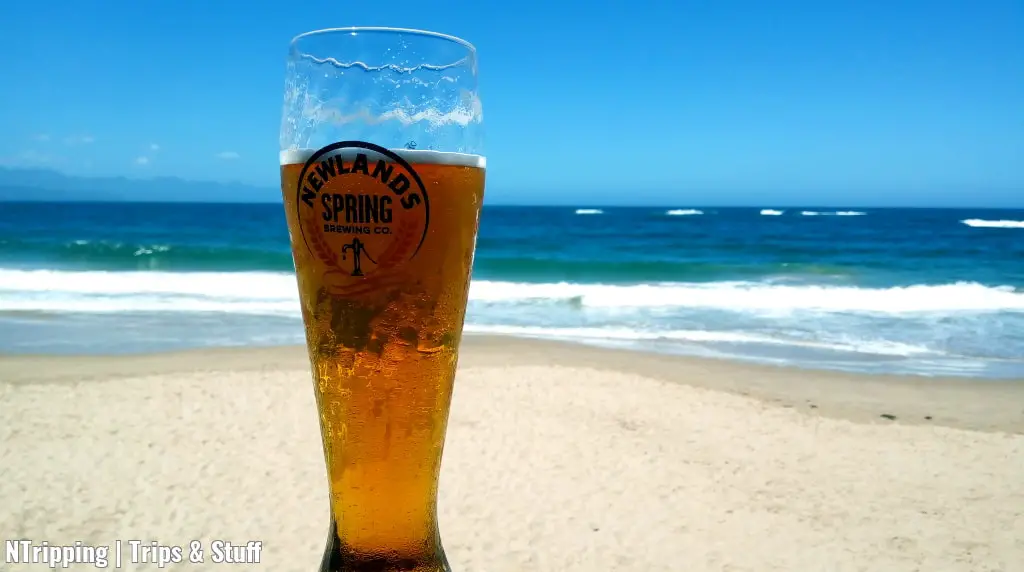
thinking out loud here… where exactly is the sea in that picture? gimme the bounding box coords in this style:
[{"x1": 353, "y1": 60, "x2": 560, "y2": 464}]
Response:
[{"x1": 0, "y1": 202, "x2": 1022, "y2": 379}]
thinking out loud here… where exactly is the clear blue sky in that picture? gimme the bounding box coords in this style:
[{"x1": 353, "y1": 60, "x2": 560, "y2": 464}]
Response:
[{"x1": 0, "y1": 0, "x2": 1021, "y2": 206}]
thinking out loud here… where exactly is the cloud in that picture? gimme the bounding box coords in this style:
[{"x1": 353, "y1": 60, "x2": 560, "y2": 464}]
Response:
[
  {"x1": 32, "y1": 134, "x2": 50, "y2": 142},
  {"x1": 135, "y1": 156, "x2": 150, "y2": 166},
  {"x1": 0, "y1": 150, "x2": 53, "y2": 166},
  {"x1": 150, "y1": 143, "x2": 160, "y2": 151},
  {"x1": 65, "y1": 135, "x2": 95, "y2": 145},
  {"x1": 216, "y1": 151, "x2": 240, "y2": 160}
]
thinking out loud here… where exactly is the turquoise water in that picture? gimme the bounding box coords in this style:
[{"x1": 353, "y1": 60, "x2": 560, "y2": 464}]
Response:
[{"x1": 1, "y1": 202, "x2": 1022, "y2": 378}]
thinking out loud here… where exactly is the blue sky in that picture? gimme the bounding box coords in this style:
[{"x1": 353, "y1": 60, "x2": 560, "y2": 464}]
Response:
[{"x1": 0, "y1": 0, "x2": 1021, "y2": 206}]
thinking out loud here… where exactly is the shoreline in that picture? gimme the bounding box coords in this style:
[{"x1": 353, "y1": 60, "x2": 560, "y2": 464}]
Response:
[{"x1": 3, "y1": 334, "x2": 1022, "y2": 434}]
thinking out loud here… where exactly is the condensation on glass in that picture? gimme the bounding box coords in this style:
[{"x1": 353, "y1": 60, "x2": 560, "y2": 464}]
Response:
[{"x1": 277, "y1": 27, "x2": 486, "y2": 572}]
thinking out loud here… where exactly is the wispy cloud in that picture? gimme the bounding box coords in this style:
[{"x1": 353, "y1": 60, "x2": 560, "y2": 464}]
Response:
[
  {"x1": 150, "y1": 143, "x2": 160, "y2": 151},
  {"x1": 135, "y1": 156, "x2": 150, "y2": 166},
  {"x1": 32, "y1": 134, "x2": 50, "y2": 142},
  {"x1": 0, "y1": 150, "x2": 54, "y2": 166},
  {"x1": 216, "y1": 151, "x2": 240, "y2": 160},
  {"x1": 65, "y1": 134, "x2": 95, "y2": 145}
]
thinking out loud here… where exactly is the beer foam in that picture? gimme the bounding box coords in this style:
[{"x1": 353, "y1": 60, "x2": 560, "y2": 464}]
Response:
[{"x1": 279, "y1": 147, "x2": 485, "y2": 168}]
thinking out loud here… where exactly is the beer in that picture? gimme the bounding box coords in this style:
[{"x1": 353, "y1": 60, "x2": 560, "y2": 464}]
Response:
[
  {"x1": 279, "y1": 145, "x2": 486, "y2": 571},
  {"x1": 278, "y1": 25, "x2": 485, "y2": 572}
]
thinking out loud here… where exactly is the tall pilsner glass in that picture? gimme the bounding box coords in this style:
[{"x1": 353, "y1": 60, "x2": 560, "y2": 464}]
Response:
[{"x1": 278, "y1": 27, "x2": 485, "y2": 572}]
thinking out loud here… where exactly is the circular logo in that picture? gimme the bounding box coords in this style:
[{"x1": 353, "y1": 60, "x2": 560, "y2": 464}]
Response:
[{"x1": 294, "y1": 141, "x2": 430, "y2": 296}]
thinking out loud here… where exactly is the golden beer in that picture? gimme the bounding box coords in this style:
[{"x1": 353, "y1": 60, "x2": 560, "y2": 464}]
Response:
[{"x1": 279, "y1": 145, "x2": 485, "y2": 571}]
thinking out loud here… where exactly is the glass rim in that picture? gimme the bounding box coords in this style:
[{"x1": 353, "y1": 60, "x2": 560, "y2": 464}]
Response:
[{"x1": 289, "y1": 27, "x2": 477, "y2": 55}]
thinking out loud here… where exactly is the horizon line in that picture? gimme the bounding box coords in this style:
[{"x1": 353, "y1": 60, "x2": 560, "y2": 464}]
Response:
[{"x1": 1, "y1": 199, "x2": 1023, "y2": 210}]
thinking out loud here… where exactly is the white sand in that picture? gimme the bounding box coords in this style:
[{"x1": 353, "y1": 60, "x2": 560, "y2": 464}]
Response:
[{"x1": 2, "y1": 341, "x2": 1022, "y2": 571}]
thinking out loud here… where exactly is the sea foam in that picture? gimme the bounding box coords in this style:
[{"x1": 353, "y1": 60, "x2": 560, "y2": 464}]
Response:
[
  {"x1": 468, "y1": 280, "x2": 1024, "y2": 313},
  {"x1": 463, "y1": 324, "x2": 934, "y2": 357},
  {"x1": 0, "y1": 270, "x2": 299, "y2": 316},
  {"x1": 961, "y1": 219, "x2": 1024, "y2": 229},
  {"x1": 2, "y1": 270, "x2": 1021, "y2": 315}
]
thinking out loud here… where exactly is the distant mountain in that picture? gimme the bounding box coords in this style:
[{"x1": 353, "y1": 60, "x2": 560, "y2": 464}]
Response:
[{"x1": 0, "y1": 166, "x2": 281, "y2": 203}]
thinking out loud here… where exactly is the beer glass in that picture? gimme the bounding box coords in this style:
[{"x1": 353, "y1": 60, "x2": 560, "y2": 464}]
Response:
[{"x1": 278, "y1": 28, "x2": 485, "y2": 571}]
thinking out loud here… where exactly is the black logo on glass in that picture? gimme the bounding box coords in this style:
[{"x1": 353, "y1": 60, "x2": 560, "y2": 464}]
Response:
[
  {"x1": 292, "y1": 140, "x2": 431, "y2": 291},
  {"x1": 340, "y1": 237, "x2": 377, "y2": 277}
]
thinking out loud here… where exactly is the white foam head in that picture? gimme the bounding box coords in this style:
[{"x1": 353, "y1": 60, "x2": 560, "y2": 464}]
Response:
[{"x1": 280, "y1": 147, "x2": 485, "y2": 168}]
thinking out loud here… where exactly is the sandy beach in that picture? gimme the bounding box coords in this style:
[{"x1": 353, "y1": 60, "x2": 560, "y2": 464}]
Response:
[{"x1": 2, "y1": 336, "x2": 1023, "y2": 571}]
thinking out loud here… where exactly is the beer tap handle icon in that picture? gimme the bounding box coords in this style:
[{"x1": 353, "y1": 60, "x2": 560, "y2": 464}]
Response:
[{"x1": 340, "y1": 238, "x2": 376, "y2": 277}]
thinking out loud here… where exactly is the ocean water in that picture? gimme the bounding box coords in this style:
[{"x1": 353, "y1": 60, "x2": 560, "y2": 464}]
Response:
[{"x1": 0, "y1": 202, "x2": 1022, "y2": 378}]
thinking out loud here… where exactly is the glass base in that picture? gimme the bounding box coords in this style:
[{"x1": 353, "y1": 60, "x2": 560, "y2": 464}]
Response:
[{"x1": 319, "y1": 520, "x2": 452, "y2": 572}]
